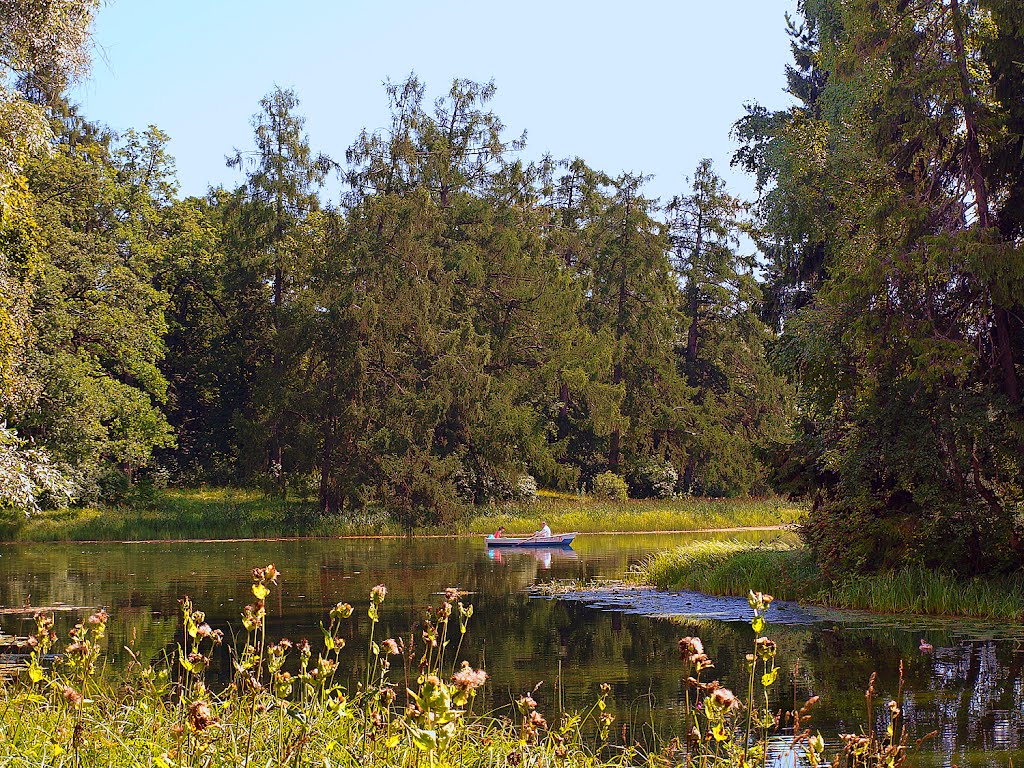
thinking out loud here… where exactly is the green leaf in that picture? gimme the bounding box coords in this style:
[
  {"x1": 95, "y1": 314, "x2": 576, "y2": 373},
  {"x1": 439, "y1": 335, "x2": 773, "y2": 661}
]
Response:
[
  {"x1": 408, "y1": 725, "x2": 438, "y2": 752},
  {"x1": 177, "y1": 644, "x2": 194, "y2": 673},
  {"x1": 761, "y1": 667, "x2": 779, "y2": 687},
  {"x1": 751, "y1": 616, "x2": 765, "y2": 634},
  {"x1": 252, "y1": 583, "x2": 270, "y2": 600}
]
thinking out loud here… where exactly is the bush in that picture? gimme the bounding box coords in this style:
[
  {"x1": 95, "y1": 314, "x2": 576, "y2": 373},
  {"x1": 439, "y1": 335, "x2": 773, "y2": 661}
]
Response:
[
  {"x1": 592, "y1": 471, "x2": 628, "y2": 500},
  {"x1": 628, "y1": 458, "x2": 678, "y2": 499},
  {"x1": 513, "y1": 474, "x2": 538, "y2": 502}
]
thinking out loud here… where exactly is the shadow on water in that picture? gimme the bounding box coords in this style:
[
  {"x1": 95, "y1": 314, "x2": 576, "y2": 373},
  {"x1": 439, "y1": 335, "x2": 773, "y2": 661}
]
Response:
[{"x1": 0, "y1": 531, "x2": 1020, "y2": 767}]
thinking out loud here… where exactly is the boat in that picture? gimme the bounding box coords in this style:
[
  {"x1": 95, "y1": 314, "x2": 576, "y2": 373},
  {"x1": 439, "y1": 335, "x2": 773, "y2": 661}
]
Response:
[{"x1": 485, "y1": 533, "x2": 577, "y2": 547}]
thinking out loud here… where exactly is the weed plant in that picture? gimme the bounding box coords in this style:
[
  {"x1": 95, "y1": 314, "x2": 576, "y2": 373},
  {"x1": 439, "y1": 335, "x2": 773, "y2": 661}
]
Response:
[{"x1": 0, "y1": 565, "x2": 913, "y2": 768}]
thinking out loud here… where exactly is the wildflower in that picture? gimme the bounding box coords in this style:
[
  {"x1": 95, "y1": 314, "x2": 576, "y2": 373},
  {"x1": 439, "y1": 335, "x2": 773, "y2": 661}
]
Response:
[
  {"x1": 87, "y1": 609, "x2": 109, "y2": 626},
  {"x1": 452, "y1": 661, "x2": 488, "y2": 692},
  {"x1": 445, "y1": 587, "x2": 463, "y2": 602},
  {"x1": 711, "y1": 687, "x2": 739, "y2": 711},
  {"x1": 62, "y1": 686, "x2": 83, "y2": 707},
  {"x1": 383, "y1": 638, "x2": 400, "y2": 655},
  {"x1": 196, "y1": 623, "x2": 213, "y2": 639},
  {"x1": 755, "y1": 637, "x2": 777, "y2": 661},
  {"x1": 252, "y1": 564, "x2": 280, "y2": 584},
  {"x1": 188, "y1": 700, "x2": 218, "y2": 732},
  {"x1": 242, "y1": 602, "x2": 265, "y2": 631},
  {"x1": 211, "y1": 629, "x2": 224, "y2": 645},
  {"x1": 679, "y1": 636, "x2": 713, "y2": 671},
  {"x1": 370, "y1": 584, "x2": 388, "y2": 605},
  {"x1": 65, "y1": 641, "x2": 86, "y2": 656},
  {"x1": 331, "y1": 602, "x2": 353, "y2": 621},
  {"x1": 747, "y1": 591, "x2": 774, "y2": 612},
  {"x1": 887, "y1": 699, "x2": 901, "y2": 718},
  {"x1": 600, "y1": 682, "x2": 612, "y2": 696},
  {"x1": 517, "y1": 694, "x2": 537, "y2": 712},
  {"x1": 530, "y1": 710, "x2": 547, "y2": 729}
]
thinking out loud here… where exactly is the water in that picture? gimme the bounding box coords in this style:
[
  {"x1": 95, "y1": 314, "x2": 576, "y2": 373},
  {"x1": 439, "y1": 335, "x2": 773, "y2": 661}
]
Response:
[{"x1": 0, "y1": 532, "x2": 1021, "y2": 767}]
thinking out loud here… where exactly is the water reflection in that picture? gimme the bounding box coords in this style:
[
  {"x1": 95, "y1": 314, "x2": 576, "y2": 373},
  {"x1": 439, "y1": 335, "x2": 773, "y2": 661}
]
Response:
[
  {"x1": 487, "y1": 546, "x2": 579, "y2": 569},
  {"x1": 0, "y1": 533, "x2": 1019, "y2": 767}
]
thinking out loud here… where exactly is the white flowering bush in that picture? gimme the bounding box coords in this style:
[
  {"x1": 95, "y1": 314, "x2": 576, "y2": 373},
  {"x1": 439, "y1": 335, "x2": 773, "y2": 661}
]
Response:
[{"x1": 0, "y1": 424, "x2": 75, "y2": 513}]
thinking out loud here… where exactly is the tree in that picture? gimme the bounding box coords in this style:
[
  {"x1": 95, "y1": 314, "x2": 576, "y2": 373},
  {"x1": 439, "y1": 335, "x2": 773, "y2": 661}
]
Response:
[
  {"x1": 224, "y1": 87, "x2": 331, "y2": 483},
  {"x1": 735, "y1": 0, "x2": 1024, "y2": 574},
  {"x1": 666, "y1": 160, "x2": 791, "y2": 495},
  {"x1": 0, "y1": 0, "x2": 99, "y2": 407}
]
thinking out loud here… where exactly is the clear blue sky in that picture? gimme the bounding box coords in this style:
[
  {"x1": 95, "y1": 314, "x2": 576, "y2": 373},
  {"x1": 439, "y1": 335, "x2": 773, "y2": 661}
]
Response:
[{"x1": 72, "y1": 1, "x2": 799, "y2": 207}]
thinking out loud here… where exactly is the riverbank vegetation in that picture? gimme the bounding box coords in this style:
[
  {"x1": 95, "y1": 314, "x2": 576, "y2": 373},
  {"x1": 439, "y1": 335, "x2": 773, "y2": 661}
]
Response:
[
  {"x1": 639, "y1": 540, "x2": 1024, "y2": 622},
  {"x1": 0, "y1": 488, "x2": 802, "y2": 542},
  {"x1": 3, "y1": 1, "x2": 1024, "y2": 582},
  {"x1": 1, "y1": 564, "x2": 908, "y2": 768}
]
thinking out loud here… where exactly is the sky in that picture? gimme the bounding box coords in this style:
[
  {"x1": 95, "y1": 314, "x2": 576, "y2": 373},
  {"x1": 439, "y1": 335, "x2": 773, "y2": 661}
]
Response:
[{"x1": 71, "y1": 1, "x2": 800, "y2": 208}]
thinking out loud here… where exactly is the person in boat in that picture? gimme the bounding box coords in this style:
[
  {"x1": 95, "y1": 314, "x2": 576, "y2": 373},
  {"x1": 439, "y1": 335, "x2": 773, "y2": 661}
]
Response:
[
  {"x1": 535, "y1": 521, "x2": 552, "y2": 538},
  {"x1": 491, "y1": 525, "x2": 506, "y2": 539}
]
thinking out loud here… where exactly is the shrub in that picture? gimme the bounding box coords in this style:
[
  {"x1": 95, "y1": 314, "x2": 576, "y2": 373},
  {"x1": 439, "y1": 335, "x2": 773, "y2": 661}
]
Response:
[
  {"x1": 592, "y1": 471, "x2": 628, "y2": 500},
  {"x1": 628, "y1": 458, "x2": 678, "y2": 499},
  {"x1": 514, "y1": 474, "x2": 538, "y2": 502}
]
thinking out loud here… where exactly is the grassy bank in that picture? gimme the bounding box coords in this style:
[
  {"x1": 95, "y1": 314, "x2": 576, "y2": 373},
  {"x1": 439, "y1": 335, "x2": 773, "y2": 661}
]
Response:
[
  {"x1": 2, "y1": 488, "x2": 804, "y2": 542},
  {"x1": 467, "y1": 493, "x2": 801, "y2": 535},
  {"x1": 638, "y1": 539, "x2": 1024, "y2": 622}
]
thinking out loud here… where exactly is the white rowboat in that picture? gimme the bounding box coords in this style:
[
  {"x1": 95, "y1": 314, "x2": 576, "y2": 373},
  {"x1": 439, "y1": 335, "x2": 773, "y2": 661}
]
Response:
[{"x1": 485, "y1": 533, "x2": 577, "y2": 547}]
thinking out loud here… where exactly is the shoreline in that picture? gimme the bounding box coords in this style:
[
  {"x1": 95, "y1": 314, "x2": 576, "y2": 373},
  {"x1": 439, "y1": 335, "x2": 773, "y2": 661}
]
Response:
[
  {"x1": 637, "y1": 539, "x2": 1024, "y2": 623},
  {"x1": 0, "y1": 524, "x2": 791, "y2": 547}
]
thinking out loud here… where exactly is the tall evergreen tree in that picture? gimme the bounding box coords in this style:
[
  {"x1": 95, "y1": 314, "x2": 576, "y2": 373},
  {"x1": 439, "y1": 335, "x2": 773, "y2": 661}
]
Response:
[
  {"x1": 736, "y1": 0, "x2": 1024, "y2": 574},
  {"x1": 224, "y1": 87, "x2": 330, "y2": 482}
]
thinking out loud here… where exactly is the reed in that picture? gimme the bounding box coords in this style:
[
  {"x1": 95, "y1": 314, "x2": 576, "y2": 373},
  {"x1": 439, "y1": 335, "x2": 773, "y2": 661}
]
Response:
[
  {"x1": 637, "y1": 540, "x2": 1024, "y2": 621},
  {"x1": 638, "y1": 539, "x2": 814, "y2": 601}
]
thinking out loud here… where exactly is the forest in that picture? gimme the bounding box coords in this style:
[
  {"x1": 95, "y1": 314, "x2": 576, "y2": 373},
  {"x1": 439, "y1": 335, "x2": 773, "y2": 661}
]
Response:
[{"x1": 2, "y1": 0, "x2": 1024, "y2": 577}]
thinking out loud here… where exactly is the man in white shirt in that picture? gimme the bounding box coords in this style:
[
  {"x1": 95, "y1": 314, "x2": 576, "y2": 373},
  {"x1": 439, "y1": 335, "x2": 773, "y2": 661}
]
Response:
[{"x1": 535, "y1": 520, "x2": 552, "y2": 538}]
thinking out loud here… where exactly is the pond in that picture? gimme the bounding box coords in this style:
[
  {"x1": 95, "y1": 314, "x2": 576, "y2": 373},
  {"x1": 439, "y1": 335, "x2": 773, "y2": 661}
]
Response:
[{"x1": 0, "y1": 531, "x2": 1020, "y2": 767}]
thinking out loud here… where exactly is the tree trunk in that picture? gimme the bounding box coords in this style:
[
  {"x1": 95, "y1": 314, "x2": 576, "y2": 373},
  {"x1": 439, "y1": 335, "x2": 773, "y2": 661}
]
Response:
[
  {"x1": 950, "y1": 0, "x2": 1021, "y2": 404},
  {"x1": 608, "y1": 196, "x2": 632, "y2": 473}
]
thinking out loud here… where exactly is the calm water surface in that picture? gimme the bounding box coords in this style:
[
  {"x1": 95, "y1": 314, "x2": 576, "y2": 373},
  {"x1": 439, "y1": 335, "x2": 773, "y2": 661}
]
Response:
[{"x1": 0, "y1": 532, "x2": 1020, "y2": 767}]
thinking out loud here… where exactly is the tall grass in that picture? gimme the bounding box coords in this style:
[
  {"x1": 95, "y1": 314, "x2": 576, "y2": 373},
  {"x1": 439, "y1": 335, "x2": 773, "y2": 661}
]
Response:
[
  {"x1": 2, "y1": 568, "x2": 629, "y2": 767},
  {"x1": 4, "y1": 489, "x2": 803, "y2": 542},
  {"x1": 2, "y1": 564, "x2": 898, "y2": 768},
  {"x1": 470, "y1": 496, "x2": 804, "y2": 536},
  {"x1": 637, "y1": 540, "x2": 1024, "y2": 621},
  {"x1": 638, "y1": 539, "x2": 815, "y2": 601},
  {"x1": 819, "y1": 567, "x2": 1024, "y2": 622}
]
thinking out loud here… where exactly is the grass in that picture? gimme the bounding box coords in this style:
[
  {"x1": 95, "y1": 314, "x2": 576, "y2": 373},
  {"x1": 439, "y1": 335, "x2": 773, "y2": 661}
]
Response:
[
  {"x1": 638, "y1": 539, "x2": 817, "y2": 601},
  {"x1": 2, "y1": 488, "x2": 804, "y2": 542},
  {"x1": 637, "y1": 539, "x2": 1024, "y2": 622},
  {"x1": 0, "y1": 564, "x2": 886, "y2": 768},
  {"x1": 0, "y1": 569, "x2": 634, "y2": 767},
  {"x1": 467, "y1": 495, "x2": 803, "y2": 536}
]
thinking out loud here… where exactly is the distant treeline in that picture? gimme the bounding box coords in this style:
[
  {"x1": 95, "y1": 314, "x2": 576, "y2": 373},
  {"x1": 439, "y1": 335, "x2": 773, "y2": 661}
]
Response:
[{"x1": 3, "y1": 0, "x2": 1024, "y2": 574}]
